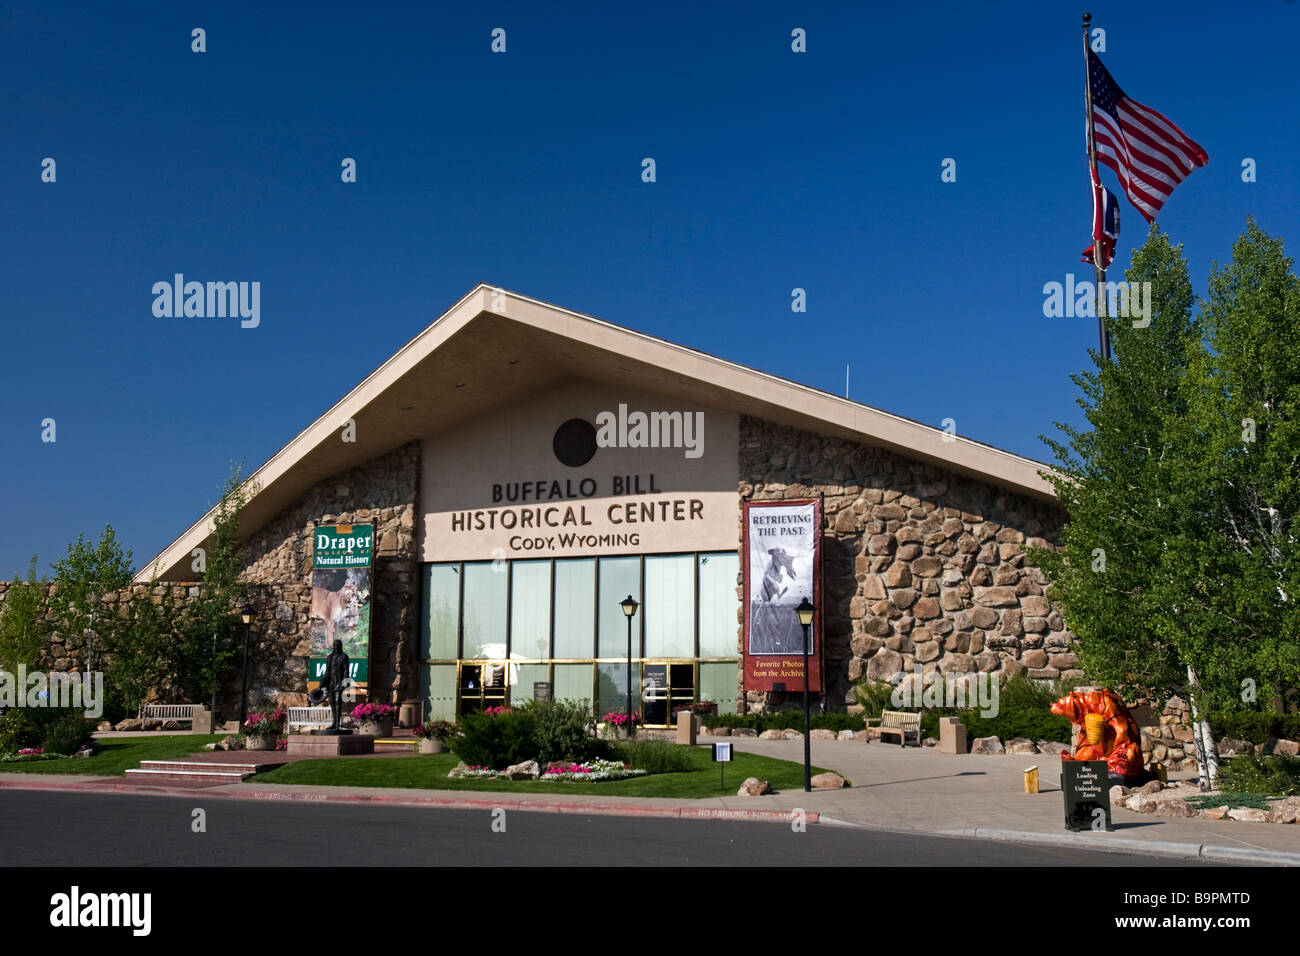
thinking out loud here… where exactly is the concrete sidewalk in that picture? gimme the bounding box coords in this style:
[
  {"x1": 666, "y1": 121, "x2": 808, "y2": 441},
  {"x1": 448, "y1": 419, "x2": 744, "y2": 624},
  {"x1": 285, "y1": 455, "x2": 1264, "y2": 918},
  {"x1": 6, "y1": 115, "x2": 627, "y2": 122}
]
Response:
[
  {"x1": 3, "y1": 739, "x2": 1297, "y2": 864},
  {"x1": 710, "y1": 738, "x2": 1300, "y2": 864}
]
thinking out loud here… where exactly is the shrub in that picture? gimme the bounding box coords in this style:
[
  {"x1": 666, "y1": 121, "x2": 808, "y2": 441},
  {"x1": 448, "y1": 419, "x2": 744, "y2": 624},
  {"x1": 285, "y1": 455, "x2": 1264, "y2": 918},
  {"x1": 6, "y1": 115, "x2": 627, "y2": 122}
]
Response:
[
  {"x1": 1209, "y1": 708, "x2": 1300, "y2": 745},
  {"x1": 1214, "y1": 754, "x2": 1300, "y2": 797},
  {"x1": 698, "y1": 711, "x2": 865, "y2": 734},
  {"x1": 530, "y1": 698, "x2": 606, "y2": 764},
  {"x1": 41, "y1": 714, "x2": 93, "y2": 755},
  {"x1": 0, "y1": 708, "x2": 43, "y2": 753},
  {"x1": 853, "y1": 680, "x2": 896, "y2": 720},
  {"x1": 0, "y1": 707, "x2": 90, "y2": 754},
  {"x1": 612, "y1": 739, "x2": 694, "y2": 774},
  {"x1": 451, "y1": 709, "x2": 538, "y2": 770}
]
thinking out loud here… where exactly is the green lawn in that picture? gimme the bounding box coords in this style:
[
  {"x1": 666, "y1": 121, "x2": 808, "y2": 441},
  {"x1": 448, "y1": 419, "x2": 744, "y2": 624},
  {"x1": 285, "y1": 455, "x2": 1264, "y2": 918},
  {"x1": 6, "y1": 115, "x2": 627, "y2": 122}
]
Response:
[
  {"x1": 0, "y1": 735, "x2": 223, "y2": 776},
  {"x1": 256, "y1": 746, "x2": 841, "y2": 798}
]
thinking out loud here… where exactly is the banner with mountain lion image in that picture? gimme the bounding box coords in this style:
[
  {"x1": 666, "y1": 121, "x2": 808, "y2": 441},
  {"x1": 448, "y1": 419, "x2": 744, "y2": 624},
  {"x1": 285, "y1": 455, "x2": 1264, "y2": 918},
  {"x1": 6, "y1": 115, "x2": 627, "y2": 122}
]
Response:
[{"x1": 307, "y1": 524, "x2": 373, "y2": 699}]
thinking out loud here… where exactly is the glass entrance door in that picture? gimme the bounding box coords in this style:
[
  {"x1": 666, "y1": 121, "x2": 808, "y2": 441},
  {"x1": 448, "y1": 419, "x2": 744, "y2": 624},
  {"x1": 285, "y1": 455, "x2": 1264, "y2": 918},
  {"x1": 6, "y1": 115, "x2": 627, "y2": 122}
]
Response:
[
  {"x1": 641, "y1": 662, "x2": 695, "y2": 726},
  {"x1": 459, "y1": 661, "x2": 508, "y2": 715}
]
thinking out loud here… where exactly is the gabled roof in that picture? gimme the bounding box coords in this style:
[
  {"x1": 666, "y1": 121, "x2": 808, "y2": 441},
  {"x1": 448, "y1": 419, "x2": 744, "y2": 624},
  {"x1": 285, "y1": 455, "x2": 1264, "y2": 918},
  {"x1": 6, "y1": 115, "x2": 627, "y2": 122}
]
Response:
[{"x1": 137, "y1": 284, "x2": 1057, "y2": 582}]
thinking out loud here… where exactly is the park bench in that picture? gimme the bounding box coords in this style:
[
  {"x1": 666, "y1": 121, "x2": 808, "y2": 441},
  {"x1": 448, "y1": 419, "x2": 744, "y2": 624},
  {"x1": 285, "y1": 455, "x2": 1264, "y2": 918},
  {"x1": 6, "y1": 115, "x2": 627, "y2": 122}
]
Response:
[
  {"x1": 139, "y1": 703, "x2": 211, "y2": 734},
  {"x1": 868, "y1": 710, "x2": 923, "y2": 747},
  {"x1": 287, "y1": 707, "x2": 334, "y2": 732}
]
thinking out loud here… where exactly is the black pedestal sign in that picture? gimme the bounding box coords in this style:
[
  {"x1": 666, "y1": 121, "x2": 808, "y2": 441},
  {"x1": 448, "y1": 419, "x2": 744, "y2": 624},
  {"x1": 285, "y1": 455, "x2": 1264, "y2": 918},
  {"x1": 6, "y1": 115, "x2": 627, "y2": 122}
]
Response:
[{"x1": 1062, "y1": 760, "x2": 1113, "y2": 832}]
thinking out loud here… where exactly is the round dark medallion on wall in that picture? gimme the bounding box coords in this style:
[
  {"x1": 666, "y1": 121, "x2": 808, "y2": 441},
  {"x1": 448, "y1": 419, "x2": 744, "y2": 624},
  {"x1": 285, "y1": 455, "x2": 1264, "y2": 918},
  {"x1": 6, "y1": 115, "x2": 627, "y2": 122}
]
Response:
[{"x1": 553, "y1": 418, "x2": 597, "y2": 467}]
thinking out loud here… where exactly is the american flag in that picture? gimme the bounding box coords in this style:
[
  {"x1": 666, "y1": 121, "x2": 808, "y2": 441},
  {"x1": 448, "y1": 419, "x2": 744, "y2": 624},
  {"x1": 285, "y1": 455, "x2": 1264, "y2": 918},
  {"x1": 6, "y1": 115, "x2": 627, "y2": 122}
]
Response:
[
  {"x1": 1082, "y1": 178, "x2": 1120, "y2": 268},
  {"x1": 1087, "y1": 49, "x2": 1208, "y2": 222}
]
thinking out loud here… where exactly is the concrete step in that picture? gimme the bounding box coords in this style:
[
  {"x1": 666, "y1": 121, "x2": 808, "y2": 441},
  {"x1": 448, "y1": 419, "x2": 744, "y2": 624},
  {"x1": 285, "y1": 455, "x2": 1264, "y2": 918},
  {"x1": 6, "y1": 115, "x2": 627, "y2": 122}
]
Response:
[
  {"x1": 124, "y1": 767, "x2": 251, "y2": 786},
  {"x1": 139, "y1": 760, "x2": 261, "y2": 774}
]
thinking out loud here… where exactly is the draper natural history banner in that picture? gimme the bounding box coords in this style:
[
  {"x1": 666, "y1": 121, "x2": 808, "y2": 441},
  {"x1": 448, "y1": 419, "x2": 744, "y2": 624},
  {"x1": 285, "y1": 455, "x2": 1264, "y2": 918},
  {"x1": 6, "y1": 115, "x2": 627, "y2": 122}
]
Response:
[
  {"x1": 307, "y1": 524, "x2": 373, "y2": 699},
  {"x1": 743, "y1": 500, "x2": 822, "y2": 692}
]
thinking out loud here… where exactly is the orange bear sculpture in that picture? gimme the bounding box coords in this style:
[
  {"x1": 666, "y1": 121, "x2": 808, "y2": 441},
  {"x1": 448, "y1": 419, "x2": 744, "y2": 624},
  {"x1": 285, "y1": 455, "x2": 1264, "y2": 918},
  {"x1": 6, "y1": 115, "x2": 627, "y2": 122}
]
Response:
[{"x1": 1050, "y1": 688, "x2": 1144, "y2": 780}]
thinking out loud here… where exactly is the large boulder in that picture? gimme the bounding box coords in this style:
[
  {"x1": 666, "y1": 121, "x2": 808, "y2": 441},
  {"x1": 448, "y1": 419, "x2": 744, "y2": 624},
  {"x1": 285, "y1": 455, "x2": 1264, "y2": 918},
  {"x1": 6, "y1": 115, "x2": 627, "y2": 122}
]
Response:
[
  {"x1": 114, "y1": 719, "x2": 142, "y2": 732},
  {"x1": 809, "y1": 729, "x2": 837, "y2": 741},
  {"x1": 447, "y1": 761, "x2": 470, "y2": 778},
  {"x1": 505, "y1": 760, "x2": 542, "y2": 780},
  {"x1": 837, "y1": 730, "x2": 859, "y2": 741},
  {"x1": 1262, "y1": 738, "x2": 1300, "y2": 757},
  {"x1": 710, "y1": 726, "x2": 731, "y2": 736},
  {"x1": 1217, "y1": 737, "x2": 1252, "y2": 757},
  {"x1": 1037, "y1": 741, "x2": 1070, "y2": 756},
  {"x1": 96, "y1": 721, "x2": 113, "y2": 732},
  {"x1": 811, "y1": 772, "x2": 848, "y2": 789},
  {"x1": 1200, "y1": 805, "x2": 1231, "y2": 820},
  {"x1": 732, "y1": 727, "x2": 759, "y2": 737},
  {"x1": 781, "y1": 729, "x2": 804, "y2": 740},
  {"x1": 1227, "y1": 807, "x2": 1269, "y2": 823},
  {"x1": 758, "y1": 729, "x2": 785, "y2": 740},
  {"x1": 971, "y1": 736, "x2": 1004, "y2": 755},
  {"x1": 1266, "y1": 796, "x2": 1300, "y2": 824},
  {"x1": 738, "y1": 777, "x2": 772, "y2": 797},
  {"x1": 1004, "y1": 738, "x2": 1038, "y2": 755}
]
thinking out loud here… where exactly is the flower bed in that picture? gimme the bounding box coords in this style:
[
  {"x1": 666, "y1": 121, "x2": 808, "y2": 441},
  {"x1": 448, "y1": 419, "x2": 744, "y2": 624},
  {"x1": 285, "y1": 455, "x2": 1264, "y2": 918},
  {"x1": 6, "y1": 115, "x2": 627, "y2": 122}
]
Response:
[
  {"x1": 459, "y1": 765, "x2": 506, "y2": 778},
  {"x1": 541, "y1": 759, "x2": 647, "y2": 782},
  {"x1": 2, "y1": 747, "x2": 62, "y2": 763}
]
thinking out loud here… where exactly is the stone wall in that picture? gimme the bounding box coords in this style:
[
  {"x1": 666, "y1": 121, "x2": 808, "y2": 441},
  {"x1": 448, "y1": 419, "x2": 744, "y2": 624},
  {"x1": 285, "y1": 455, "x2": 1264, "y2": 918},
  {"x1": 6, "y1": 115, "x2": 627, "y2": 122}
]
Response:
[
  {"x1": 234, "y1": 441, "x2": 421, "y2": 714},
  {"x1": 739, "y1": 416, "x2": 1078, "y2": 713},
  {"x1": 0, "y1": 442, "x2": 422, "y2": 721},
  {"x1": 1139, "y1": 696, "x2": 1201, "y2": 772}
]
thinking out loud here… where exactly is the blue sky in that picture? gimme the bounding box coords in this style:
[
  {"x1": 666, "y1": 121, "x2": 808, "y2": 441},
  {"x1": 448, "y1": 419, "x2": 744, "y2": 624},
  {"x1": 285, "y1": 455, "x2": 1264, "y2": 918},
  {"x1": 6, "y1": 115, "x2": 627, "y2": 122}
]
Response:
[{"x1": 3, "y1": 0, "x2": 1298, "y2": 577}]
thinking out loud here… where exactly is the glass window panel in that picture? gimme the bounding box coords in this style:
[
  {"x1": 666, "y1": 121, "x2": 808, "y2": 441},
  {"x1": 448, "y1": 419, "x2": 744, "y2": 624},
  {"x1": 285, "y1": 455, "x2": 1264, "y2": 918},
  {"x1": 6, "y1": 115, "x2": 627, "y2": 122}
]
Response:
[
  {"x1": 597, "y1": 663, "x2": 641, "y2": 719},
  {"x1": 598, "y1": 556, "x2": 641, "y2": 658},
  {"x1": 423, "y1": 664, "x2": 458, "y2": 721},
  {"x1": 698, "y1": 552, "x2": 740, "y2": 658},
  {"x1": 553, "y1": 559, "x2": 596, "y2": 658},
  {"x1": 421, "y1": 564, "x2": 461, "y2": 659},
  {"x1": 462, "y1": 563, "x2": 508, "y2": 659},
  {"x1": 644, "y1": 555, "x2": 695, "y2": 658},
  {"x1": 700, "y1": 662, "x2": 738, "y2": 715},
  {"x1": 553, "y1": 663, "x2": 593, "y2": 708},
  {"x1": 509, "y1": 560, "x2": 551, "y2": 659},
  {"x1": 510, "y1": 663, "x2": 550, "y2": 705}
]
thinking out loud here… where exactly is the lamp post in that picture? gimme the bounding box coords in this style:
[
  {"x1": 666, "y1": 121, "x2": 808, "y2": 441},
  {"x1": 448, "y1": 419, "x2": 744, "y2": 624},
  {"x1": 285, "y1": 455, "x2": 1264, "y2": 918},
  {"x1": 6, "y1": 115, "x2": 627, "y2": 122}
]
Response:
[
  {"x1": 620, "y1": 595, "x2": 639, "y2": 738},
  {"x1": 238, "y1": 604, "x2": 253, "y2": 727},
  {"x1": 795, "y1": 597, "x2": 815, "y2": 792}
]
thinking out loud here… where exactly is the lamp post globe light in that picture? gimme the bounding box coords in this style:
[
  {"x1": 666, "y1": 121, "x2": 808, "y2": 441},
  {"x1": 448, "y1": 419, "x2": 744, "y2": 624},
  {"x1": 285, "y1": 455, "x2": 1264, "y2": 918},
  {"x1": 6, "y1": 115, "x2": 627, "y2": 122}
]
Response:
[
  {"x1": 620, "y1": 595, "x2": 639, "y2": 738},
  {"x1": 238, "y1": 604, "x2": 254, "y2": 726},
  {"x1": 795, "y1": 597, "x2": 815, "y2": 792}
]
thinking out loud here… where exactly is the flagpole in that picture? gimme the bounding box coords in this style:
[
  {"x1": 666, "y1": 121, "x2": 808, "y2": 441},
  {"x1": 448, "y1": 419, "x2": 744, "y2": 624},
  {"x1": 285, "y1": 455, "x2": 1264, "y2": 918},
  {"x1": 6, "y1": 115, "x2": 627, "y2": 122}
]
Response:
[{"x1": 1082, "y1": 12, "x2": 1111, "y2": 361}]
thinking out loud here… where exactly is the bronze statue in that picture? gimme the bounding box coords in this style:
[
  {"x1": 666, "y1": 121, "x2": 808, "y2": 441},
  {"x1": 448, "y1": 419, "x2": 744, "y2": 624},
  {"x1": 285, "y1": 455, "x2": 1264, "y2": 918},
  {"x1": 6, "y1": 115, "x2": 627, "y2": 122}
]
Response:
[{"x1": 322, "y1": 638, "x2": 351, "y2": 732}]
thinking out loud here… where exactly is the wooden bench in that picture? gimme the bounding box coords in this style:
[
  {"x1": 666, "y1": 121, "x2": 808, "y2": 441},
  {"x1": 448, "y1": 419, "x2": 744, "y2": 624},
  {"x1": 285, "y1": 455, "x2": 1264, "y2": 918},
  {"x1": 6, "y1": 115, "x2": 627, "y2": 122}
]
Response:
[
  {"x1": 140, "y1": 704, "x2": 211, "y2": 733},
  {"x1": 868, "y1": 710, "x2": 923, "y2": 747},
  {"x1": 287, "y1": 707, "x2": 334, "y2": 732}
]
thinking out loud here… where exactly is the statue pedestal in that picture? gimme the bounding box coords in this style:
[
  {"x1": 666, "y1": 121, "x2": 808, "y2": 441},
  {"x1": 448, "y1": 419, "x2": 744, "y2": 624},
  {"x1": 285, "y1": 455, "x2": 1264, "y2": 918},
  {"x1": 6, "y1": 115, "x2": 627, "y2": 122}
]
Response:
[{"x1": 287, "y1": 734, "x2": 375, "y2": 756}]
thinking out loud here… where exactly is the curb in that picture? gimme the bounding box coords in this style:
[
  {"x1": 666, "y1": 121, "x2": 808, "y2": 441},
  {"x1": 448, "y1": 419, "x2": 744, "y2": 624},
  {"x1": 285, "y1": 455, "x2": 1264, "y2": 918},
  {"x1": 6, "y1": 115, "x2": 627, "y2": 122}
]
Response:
[
  {"x1": 0, "y1": 776, "x2": 815, "y2": 825},
  {"x1": 938, "y1": 825, "x2": 1300, "y2": 866}
]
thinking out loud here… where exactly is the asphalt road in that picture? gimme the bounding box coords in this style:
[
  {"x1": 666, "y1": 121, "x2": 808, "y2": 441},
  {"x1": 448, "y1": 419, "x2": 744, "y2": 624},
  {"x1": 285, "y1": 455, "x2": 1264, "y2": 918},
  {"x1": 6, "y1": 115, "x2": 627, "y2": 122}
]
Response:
[{"x1": 0, "y1": 790, "x2": 1220, "y2": 867}]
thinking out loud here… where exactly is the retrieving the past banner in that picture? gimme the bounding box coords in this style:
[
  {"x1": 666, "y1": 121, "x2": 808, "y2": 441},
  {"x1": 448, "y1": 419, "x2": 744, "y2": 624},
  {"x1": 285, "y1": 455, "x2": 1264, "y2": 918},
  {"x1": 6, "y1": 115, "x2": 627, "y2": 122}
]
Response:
[
  {"x1": 307, "y1": 523, "x2": 374, "y2": 699},
  {"x1": 743, "y1": 500, "x2": 822, "y2": 692}
]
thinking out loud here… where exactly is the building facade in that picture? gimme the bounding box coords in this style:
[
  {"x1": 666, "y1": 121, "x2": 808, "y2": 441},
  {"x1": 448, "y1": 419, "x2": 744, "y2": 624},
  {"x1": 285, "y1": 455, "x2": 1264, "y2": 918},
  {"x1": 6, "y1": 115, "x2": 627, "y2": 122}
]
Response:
[{"x1": 130, "y1": 286, "x2": 1075, "y2": 723}]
